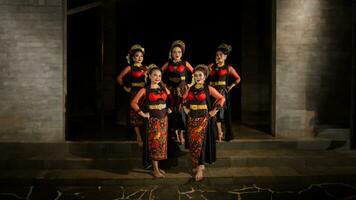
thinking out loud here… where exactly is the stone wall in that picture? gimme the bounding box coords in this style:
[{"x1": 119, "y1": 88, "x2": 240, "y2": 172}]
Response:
[
  {"x1": 276, "y1": 0, "x2": 352, "y2": 137},
  {"x1": 0, "y1": 0, "x2": 64, "y2": 141}
]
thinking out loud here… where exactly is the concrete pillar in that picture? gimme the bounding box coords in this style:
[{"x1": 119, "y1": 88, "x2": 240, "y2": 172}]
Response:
[{"x1": 275, "y1": 0, "x2": 352, "y2": 138}]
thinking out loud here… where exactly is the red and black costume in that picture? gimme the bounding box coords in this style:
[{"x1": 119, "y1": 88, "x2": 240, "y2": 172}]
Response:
[
  {"x1": 117, "y1": 64, "x2": 147, "y2": 127},
  {"x1": 164, "y1": 60, "x2": 190, "y2": 88},
  {"x1": 184, "y1": 84, "x2": 225, "y2": 167},
  {"x1": 131, "y1": 85, "x2": 169, "y2": 163},
  {"x1": 208, "y1": 64, "x2": 240, "y2": 141},
  {"x1": 162, "y1": 60, "x2": 193, "y2": 131}
]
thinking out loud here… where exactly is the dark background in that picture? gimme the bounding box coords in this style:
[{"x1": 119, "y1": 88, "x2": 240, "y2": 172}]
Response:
[{"x1": 66, "y1": 0, "x2": 256, "y2": 140}]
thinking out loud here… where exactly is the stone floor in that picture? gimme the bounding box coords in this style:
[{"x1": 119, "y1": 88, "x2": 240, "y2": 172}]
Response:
[
  {"x1": 1, "y1": 126, "x2": 353, "y2": 199},
  {"x1": 1, "y1": 182, "x2": 356, "y2": 200}
]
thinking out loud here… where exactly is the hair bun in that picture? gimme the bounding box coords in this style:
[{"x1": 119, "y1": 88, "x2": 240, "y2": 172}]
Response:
[
  {"x1": 170, "y1": 40, "x2": 186, "y2": 53},
  {"x1": 217, "y1": 43, "x2": 232, "y2": 55},
  {"x1": 127, "y1": 44, "x2": 144, "y2": 64},
  {"x1": 194, "y1": 64, "x2": 210, "y2": 76},
  {"x1": 129, "y1": 44, "x2": 145, "y2": 55},
  {"x1": 147, "y1": 63, "x2": 160, "y2": 74}
]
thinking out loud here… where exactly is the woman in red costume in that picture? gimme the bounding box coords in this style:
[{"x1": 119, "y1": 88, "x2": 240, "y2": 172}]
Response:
[
  {"x1": 208, "y1": 43, "x2": 241, "y2": 142},
  {"x1": 131, "y1": 64, "x2": 171, "y2": 178},
  {"x1": 183, "y1": 64, "x2": 225, "y2": 181},
  {"x1": 161, "y1": 40, "x2": 194, "y2": 145},
  {"x1": 117, "y1": 44, "x2": 147, "y2": 147}
]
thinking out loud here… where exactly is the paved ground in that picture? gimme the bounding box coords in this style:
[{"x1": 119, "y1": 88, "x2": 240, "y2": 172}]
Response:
[
  {"x1": 1, "y1": 182, "x2": 356, "y2": 200},
  {"x1": 0, "y1": 127, "x2": 353, "y2": 199}
]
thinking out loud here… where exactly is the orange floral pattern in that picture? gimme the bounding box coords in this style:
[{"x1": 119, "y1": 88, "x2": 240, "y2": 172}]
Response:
[
  {"x1": 147, "y1": 116, "x2": 168, "y2": 160},
  {"x1": 187, "y1": 116, "x2": 208, "y2": 167}
]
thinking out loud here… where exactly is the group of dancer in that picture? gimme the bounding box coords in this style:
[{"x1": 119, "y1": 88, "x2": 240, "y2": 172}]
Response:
[{"x1": 117, "y1": 40, "x2": 241, "y2": 181}]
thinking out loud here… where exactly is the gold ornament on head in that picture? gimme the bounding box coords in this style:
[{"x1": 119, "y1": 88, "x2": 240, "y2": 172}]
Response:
[
  {"x1": 194, "y1": 64, "x2": 210, "y2": 77},
  {"x1": 127, "y1": 44, "x2": 145, "y2": 64},
  {"x1": 169, "y1": 40, "x2": 186, "y2": 58},
  {"x1": 147, "y1": 63, "x2": 160, "y2": 74},
  {"x1": 129, "y1": 44, "x2": 145, "y2": 55}
]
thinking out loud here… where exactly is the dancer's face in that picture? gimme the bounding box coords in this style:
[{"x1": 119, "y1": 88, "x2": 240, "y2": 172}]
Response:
[
  {"x1": 194, "y1": 70, "x2": 206, "y2": 84},
  {"x1": 172, "y1": 47, "x2": 183, "y2": 61},
  {"x1": 150, "y1": 69, "x2": 162, "y2": 84},
  {"x1": 133, "y1": 51, "x2": 144, "y2": 64},
  {"x1": 215, "y1": 50, "x2": 227, "y2": 64}
]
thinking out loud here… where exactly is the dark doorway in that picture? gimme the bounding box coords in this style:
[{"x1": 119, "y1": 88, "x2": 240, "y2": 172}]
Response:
[
  {"x1": 115, "y1": 0, "x2": 245, "y2": 139},
  {"x1": 66, "y1": 0, "x2": 274, "y2": 140},
  {"x1": 66, "y1": 3, "x2": 105, "y2": 140}
]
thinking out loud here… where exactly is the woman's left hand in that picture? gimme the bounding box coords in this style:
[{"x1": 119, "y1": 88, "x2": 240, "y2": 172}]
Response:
[
  {"x1": 187, "y1": 82, "x2": 194, "y2": 88},
  {"x1": 123, "y1": 86, "x2": 131, "y2": 93},
  {"x1": 227, "y1": 83, "x2": 235, "y2": 92},
  {"x1": 209, "y1": 109, "x2": 218, "y2": 117},
  {"x1": 167, "y1": 108, "x2": 172, "y2": 114},
  {"x1": 183, "y1": 106, "x2": 190, "y2": 115}
]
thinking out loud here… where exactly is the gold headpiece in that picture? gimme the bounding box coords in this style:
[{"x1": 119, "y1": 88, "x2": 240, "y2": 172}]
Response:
[
  {"x1": 126, "y1": 44, "x2": 145, "y2": 64},
  {"x1": 170, "y1": 40, "x2": 186, "y2": 53},
  {"x1": 194, "y1": 64, "x2": 210, "y2": 76},
  {"x1": 147, "y1": 63, "x2": 160, "y2": 74},
  {"x1": 217, "y1": 43, "x2": 232, "y2": 55},
  {"x1": 129, "y1": 44, "x2": 145, "y2": 55}
]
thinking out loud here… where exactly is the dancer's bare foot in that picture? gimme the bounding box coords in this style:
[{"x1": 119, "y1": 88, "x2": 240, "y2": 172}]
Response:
[
  {"x1": 159, "y1": 168, "x2": 166, "y2": 175},
  {"x1": 175, "y1": 132, "x2": 181, "y2": 144},
  {"x1": 137, "y1": 139, "x2": 143, "y2": 147},
  {"x1": 200, "y1": 165, "x2": 205, "y2": 171},
  {"x1": 152, "y1": 171, "x2": 164, "y2": 178},
  {"x1": 195, "y1": 169, "x2": 204, "y2": 181},
  {"x1": 134, "y1": 127, "x2": 143, "y2": 147},
  {"x1": 192, "y1": 165, "x2": 203, "y2": 174},
  {"x1": 180, "y1": 134, "x2": 185, "y2": 145},
  {"x1": 217, "y1": 132, "x2": 224, "y2": 142}
]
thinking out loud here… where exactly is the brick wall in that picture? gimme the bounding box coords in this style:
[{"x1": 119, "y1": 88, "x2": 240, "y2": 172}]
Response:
[
  {"x1": 0, "y1": 0, "x2": 64, "y2": 141},
  {"x1": 276, "y1": 0, "x2": 352, "y2": 137}
]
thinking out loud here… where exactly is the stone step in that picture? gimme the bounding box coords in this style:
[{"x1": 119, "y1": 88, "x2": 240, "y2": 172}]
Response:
[
  {"x1": 1, "y1": 149, "x2": 356, "y2": 169},
  {"x1": 316, "y1": 128, "x2": 350, "y2": 141},
  {"x1": 1, "y1": 167, "x2": 356, "y2": 186},
  {"x1": 0, "y1": 137, "x2": 348, "y2": 158}
]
